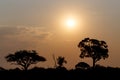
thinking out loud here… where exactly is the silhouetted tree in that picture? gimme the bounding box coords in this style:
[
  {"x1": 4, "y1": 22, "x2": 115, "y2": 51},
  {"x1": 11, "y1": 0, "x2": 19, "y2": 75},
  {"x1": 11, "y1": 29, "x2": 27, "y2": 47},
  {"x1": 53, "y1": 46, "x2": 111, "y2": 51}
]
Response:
[
  {"x1": 0, "y1": 67, "x2": 6, "y2": 71},
  {"x1": 78, "y1": 38, "x2": 109, "y2": 68},
  {"x1": 75, "y1": 62, "x2": 90, "y2": 70},
  {"x1": 57, "y1": 56, "x2": 67, "y2": 67},
  {"x1": 5, "y1": 50, "x2": 46, "y2": 70}
]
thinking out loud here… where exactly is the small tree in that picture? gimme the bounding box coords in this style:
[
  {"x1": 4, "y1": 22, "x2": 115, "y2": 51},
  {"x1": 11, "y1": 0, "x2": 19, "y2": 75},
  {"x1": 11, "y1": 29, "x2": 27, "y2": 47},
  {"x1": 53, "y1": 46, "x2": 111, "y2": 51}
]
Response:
[
  {"x1": 78, "y1": 38, "x2": 109, "y2": 68},
  {"x1": 57, "y1": 56, "x2": 67, "y2": 67},
  {"x1": 5, "y1": 50, "x2": 46, "y2": 70}
]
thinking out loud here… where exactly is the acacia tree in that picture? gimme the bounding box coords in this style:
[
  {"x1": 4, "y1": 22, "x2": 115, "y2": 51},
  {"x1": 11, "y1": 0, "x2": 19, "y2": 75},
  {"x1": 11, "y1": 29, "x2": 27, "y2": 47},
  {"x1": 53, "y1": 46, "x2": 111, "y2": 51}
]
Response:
[
  {"x1": 57, "y1": 56, "x2": 67, "y2": 67},
  {"x1": 78, "y1": 38, "x2": 109, "y2": 68},
  {"x1": 5, "y1": 50, "x2": 46, "y2": 70}
]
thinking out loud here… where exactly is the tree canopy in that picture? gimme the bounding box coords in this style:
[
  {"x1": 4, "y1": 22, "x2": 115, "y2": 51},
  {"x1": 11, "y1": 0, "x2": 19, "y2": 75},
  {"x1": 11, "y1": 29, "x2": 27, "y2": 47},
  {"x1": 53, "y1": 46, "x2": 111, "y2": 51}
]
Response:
[
  {"x1": 5, "y1": 50, "x2": 46, "y2": 70},
  {"x1": 57, "y1": 56, "x2": 67, "y2": 67},
  {"x1": 78, "y1": 38, "x2": 109, "y2": 68}
]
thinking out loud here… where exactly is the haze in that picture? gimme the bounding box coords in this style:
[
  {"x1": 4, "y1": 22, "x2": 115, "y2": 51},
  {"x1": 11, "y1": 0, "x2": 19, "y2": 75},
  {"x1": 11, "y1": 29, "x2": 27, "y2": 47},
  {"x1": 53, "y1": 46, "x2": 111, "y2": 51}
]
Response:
[{"x1": 0, "y1": 0, "x2": 120, "y2": 69}]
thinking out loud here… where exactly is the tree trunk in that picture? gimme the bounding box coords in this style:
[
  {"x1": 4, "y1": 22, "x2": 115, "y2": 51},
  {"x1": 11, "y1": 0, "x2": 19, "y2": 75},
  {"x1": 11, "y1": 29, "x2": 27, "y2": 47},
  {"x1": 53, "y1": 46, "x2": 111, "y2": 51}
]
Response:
[
  {"x1": 23, "y1": 65, "x2": 28, "y2": 71},
  {"x1": 93, "y1": 58, "x2": 96, "y2": 68}
]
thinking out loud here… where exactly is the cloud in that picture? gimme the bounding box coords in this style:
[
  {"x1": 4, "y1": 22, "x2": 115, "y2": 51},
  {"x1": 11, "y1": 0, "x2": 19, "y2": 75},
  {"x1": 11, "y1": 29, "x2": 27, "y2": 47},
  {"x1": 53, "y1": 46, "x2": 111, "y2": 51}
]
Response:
[
  {"x1": 22, "y1": 26, "x2": 52, "y2": 40},
  {"x1": 0, "y1": 26, "x2": 20, "y2": 36},
  {"x1": 0, "y1": 25, "x2": 53, "y2": 52},
  {"x1": 0, "y1": 26, "x2": 52, "y2": 41}
]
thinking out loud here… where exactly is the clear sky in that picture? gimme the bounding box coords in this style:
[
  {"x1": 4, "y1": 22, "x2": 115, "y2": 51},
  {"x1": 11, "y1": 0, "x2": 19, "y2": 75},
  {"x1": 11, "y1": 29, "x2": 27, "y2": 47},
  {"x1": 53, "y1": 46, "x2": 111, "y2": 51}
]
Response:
[{"x1": 0, "y1": 0, "x2": 120, "y2": 69}]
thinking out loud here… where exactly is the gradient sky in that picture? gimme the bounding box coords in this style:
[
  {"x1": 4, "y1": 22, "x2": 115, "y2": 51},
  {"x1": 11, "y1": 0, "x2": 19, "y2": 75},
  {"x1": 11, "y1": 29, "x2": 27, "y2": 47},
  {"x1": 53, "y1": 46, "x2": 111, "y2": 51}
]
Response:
[{"x1": 0, "y1": 0, "x2": 120, "y2": 69}]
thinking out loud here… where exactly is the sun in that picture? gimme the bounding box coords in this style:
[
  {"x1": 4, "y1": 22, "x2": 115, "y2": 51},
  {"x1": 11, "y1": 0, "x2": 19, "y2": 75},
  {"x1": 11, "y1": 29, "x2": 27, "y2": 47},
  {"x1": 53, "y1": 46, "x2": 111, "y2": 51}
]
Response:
[
  {"x1": 60, "y1": 15, "x2": 81, "y2": 31},
  {"x1": 65, "y1": 18, "x2": 76, "y2": 29}
]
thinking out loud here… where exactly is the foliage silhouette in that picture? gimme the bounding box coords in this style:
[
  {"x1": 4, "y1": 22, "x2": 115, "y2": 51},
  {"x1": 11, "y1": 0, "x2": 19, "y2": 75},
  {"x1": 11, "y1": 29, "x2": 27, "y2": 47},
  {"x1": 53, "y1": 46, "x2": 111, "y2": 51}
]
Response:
[
  {"x1": 0, "y1": 67, "x2": 5, "y2": 71},
  {"x1": 57, "y1": 56, "x2": 67, "y2": 68},
  {"x1": 78, "y1": 37, "x2": 109, "y2": 68},
  {"x1": 5, "y1": 50, "x2": 46, "y2": 70},
  {"x1": 75, "y1": 62, "x2": 90, "y2": 70}
]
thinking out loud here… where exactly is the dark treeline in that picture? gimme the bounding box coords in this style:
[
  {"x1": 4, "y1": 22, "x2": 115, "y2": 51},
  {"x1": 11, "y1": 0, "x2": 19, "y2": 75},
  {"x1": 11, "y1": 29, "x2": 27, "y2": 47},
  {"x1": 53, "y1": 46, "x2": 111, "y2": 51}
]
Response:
[
  {"x1": 0, "y1": 37, "x2": 120, "y2": 80},
  {"x1": 0, "y1": 66, "x2": 120, "y2": 80}
]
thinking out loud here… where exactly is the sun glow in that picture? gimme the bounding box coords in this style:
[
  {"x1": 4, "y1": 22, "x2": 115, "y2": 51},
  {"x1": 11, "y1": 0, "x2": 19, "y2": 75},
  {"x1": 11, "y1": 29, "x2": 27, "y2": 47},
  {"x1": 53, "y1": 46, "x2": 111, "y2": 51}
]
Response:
[
  {"x1": 60, "y1": 14, "x2": 83, "y2": 31},
  {"x1": 66, "y1": 19, "x2": 76, "y2": 28}
]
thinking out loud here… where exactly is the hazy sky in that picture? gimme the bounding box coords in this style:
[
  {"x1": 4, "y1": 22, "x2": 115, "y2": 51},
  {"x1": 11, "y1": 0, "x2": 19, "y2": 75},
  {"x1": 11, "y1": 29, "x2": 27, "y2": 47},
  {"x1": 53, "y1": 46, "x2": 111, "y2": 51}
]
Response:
[{"x1": 0, "y1": 0, "x2": 120, "y2": 69}]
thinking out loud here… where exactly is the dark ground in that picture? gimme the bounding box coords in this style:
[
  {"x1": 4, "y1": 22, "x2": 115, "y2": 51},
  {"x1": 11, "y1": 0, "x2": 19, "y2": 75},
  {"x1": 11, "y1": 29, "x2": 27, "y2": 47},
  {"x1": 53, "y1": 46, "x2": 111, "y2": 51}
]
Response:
[{"x1": 0, "y1": 66, "x2": 120, "y2": 80}]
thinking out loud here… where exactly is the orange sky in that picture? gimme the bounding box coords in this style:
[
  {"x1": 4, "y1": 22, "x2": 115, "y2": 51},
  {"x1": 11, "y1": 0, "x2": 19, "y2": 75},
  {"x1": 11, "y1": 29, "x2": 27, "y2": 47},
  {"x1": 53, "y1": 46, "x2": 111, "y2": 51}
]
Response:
[{"x1": 0, "y1": 0, "x2": 120, "y2": 69}]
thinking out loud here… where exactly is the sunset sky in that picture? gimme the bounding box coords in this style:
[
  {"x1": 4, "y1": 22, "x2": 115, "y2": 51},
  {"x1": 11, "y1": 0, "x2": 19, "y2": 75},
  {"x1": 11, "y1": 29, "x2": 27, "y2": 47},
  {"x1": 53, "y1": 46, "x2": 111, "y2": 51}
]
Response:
[{"x1": 0, "y1": 0, "x2": 120, "y2": 69}]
